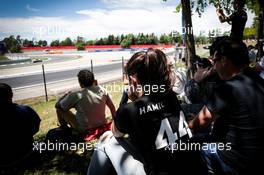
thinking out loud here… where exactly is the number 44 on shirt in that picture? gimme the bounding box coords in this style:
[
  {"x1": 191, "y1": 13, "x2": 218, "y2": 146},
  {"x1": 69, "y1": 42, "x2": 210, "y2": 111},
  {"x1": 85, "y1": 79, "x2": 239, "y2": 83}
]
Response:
[{"x1": 155, "y1": 111, "x2": 193, "y2": 149}]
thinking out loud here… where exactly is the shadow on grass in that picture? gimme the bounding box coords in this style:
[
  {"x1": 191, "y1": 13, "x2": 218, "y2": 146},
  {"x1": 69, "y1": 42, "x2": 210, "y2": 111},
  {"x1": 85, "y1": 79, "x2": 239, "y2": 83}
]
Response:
[
  {"x1": 24, "y1": 150, "x2": 92, "y2": 175},
  {"x1": 2, "y1": 133, "x2": 95, "y2": 175}
]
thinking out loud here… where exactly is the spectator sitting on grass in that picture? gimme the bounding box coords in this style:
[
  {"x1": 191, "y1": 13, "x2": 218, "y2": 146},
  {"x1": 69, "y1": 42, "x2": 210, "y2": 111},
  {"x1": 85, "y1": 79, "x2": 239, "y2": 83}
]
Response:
[
  {"x1": 189, "y1": 37, "x2": 264, "y2": 175},
  {"x1": 87, "y1": 48, "x2": 207, "y2": 175},
  {"x1": 55, "y1": 69, "x2": 116, "y2": 140},
  {"x1": 0, "y1": 83, "x2": 41, "y2": 169}
]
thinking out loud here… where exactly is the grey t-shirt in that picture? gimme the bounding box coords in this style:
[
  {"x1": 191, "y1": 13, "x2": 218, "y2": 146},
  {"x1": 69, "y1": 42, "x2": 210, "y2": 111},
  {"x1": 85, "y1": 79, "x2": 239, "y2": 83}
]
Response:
[{"x1": 59, "y1": 85, "x2": 111, "y2": 131}]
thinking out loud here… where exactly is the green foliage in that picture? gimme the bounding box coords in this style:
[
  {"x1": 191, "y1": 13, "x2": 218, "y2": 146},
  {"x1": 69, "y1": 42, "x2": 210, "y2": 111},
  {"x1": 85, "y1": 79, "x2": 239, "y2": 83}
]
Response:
[
  {"x1": 174, "y1": 0, "x2": 261, "y2": 17},
  {"x1": 0, "y1": 55, "x2": 9, "y2": 60},
  {"x1": 94, "y1": 38, "x2": 104, "y2": 45},
  {"x1": 244, "y1": 27, "x2": 257, "y2": 39},
  {"x1": 107, "y1": 35, "x2": 115, "y2": 45},
  {"x1": 23, "y1": 39, "x2": 34, "y2": 47},
  {"x1": 75, "y1": 43, "x2": 85, "y2": 51},
  {"x1": 86, "y1": 40, "x2": 94, "y2": 45},
  {"x1": 77, "y1": 36, "x2": 85, "y2": 43},
  {"x1": 2, "y1": 35, "x2": 21, "y2": 53},
  {"x1": 191, "y1": 0, "x2": 233, "y2": 17},
  {"x1": 50, "y1": 40, "x2": 60, "y2": 47},
  {"x1": 175, "y1": 3, "x2": 182, "y2": 13},
  {"x1": 195, "y1": 31, "x2": 209, "y2": 44},
  {"x1": 120, "y1": 38, "x2": 131, "y2": 48},
  {"x1": 38, "y1": 40, "x2": 48, "y2": 47},
  {"x1": 60, "y1": 37, "x2": 73, "y2": 46},
  {"x1": 171, "y1": 31, "x2": 182, "y2": 43},
  {"x1": 159, "y1": 34, "x2": 173, "y2": 44}
]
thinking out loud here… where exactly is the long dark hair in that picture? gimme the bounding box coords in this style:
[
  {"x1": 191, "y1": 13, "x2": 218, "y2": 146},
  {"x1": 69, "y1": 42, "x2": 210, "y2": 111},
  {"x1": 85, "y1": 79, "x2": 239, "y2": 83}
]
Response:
[{"x1": 126, "y1": 48, "x2": 172, "y2": 94}]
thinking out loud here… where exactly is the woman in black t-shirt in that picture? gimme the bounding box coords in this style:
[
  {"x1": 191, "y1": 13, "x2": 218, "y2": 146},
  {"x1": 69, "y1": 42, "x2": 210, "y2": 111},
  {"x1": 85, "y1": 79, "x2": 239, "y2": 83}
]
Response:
[{"x1": 87, "y1": 48, "x2": 206, "y2": 175}]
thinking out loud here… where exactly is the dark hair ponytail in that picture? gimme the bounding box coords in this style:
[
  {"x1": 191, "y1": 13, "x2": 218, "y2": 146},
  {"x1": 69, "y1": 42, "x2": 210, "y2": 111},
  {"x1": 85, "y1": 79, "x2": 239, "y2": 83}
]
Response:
[{"x1": 126, "y1": 48, "x2": 172, "y2": 93}]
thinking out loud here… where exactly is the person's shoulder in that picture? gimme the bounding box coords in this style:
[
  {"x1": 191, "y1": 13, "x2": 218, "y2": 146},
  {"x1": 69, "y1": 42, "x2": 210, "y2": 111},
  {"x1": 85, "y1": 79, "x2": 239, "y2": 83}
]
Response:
[
  {"x1": 117, "y1": 101, "x2": 139, "y2": 118},
  {"x1": 238, "y1": 8, "x2": 247, "y2": 17},
  {"x1": 86, "y1": 85, "x2": 107, "y2": 95},
  {"x1": 14, "y1": 104, "x2": 32, "y2": 112},
  {"x1": 62, "y1": 89, "x2": 82, "y2": 99},
  {"x1": 70, "y1": 88, "x2": 82, "y2": 94},
  {"x1": 97, "y1": 85, "x2": 108, "y2": 93},
  {"x1": 119, "y1": 101, "x2": 135, "y2": 111},
  {"x1": 13, "y1": 104, "x2": 39, "y2": 116}
]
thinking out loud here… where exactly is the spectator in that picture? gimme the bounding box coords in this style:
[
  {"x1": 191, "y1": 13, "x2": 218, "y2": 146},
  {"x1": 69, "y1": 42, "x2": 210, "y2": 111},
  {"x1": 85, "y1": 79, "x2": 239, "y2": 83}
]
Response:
[
  {"x1": 55, "y1": 69, "x2": 116, "y2": 139},
  {"x1": 255, "y1": 56, "x2": 264, "y2": 79},
  {"x1": 189, "y1": 37, "x2": 264, "y2": 175},
  {"x1": 87, "y1": 48, "x2": 206, "y2": 175},
  {"x1": 248, "y1": 45, "x2": 257, "y2": 64},
  {"x1": 216, "y1": 0, "x2": 247, "y2": 41},
  {"x1": 0, "y1": 83, "x2": 41, "y2": 169}
]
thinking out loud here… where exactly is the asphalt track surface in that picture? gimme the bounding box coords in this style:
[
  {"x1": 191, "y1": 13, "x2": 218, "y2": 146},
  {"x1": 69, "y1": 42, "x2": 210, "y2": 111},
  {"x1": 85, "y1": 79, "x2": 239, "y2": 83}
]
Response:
[{"x1": 0, "y1": 62, "x2": 122, "y2": 88}]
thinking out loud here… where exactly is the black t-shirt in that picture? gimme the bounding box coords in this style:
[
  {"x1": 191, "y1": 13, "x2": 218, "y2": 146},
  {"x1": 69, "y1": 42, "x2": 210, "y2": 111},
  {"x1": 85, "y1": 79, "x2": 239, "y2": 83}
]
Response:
[
  {"x1": 114, "y1": 90, "x2": 193, "y2": 174},
  {"x1": 229, "y1": 9, "x2": 247, "y2": 41},
  {"x1": 206, "y1": 68, "x2": 264, "y2": 174},
  {"x1": 0, "y1": 103, "x2": 41, "y2": 165}
]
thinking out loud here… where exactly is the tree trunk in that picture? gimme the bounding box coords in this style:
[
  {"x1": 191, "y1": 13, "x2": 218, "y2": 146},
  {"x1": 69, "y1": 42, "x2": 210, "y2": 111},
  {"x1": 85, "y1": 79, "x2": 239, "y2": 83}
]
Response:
[
  {"x1": 181, "y1": 0, "x2": 196, "y2": 79},
  {"x1": 257, "y1": 0, "x2": 264, "y2": 60}
]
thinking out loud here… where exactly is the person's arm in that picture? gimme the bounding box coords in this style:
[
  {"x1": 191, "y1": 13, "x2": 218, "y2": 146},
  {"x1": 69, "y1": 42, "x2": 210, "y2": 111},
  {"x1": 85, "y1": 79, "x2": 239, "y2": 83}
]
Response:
[
  {"x1": 55, "y1": 91, "x2": 71, "y2": 109},
  {"x1": 26, "y1": 106, "x2": 41, "y2": 135},
  {"x1": 55, "y1": 91, "x2": 79, "y2": 112},
  {"x1": 106, "y1": 95, "x2": 116, "y2": 118},
  {"x1": 111, "y1": 121, "x2": 125, "y2": 138},
  {"x1": 188, "y1": 106, "x2": 216, "y2": 134},
  {"x1": 119, "y1": 89, "x2": 129, "y2": 107},
  {"x1": 216, "y1": 8, "x2": 232, "y2": 24}
]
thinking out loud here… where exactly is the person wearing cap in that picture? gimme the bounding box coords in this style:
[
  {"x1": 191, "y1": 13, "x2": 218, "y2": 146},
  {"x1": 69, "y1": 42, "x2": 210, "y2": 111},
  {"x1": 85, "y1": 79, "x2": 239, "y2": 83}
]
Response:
[
  {"x1": 189, "y1": 37, "x2": 264, "y2": 175},
  {"x1": 55, "y1": 69, "x2": 116, "y2": 135},
  {"x1": 216, "y1": 0, "x2": 247, "y2": 41}
]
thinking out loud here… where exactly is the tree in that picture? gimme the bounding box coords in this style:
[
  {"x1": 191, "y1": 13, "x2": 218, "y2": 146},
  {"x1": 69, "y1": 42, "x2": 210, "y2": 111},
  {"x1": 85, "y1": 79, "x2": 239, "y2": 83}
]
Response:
[
  {"x1": 164, "y1": 0, "x2": 196, "y2": 78},
  {"x1": 107, "y1": 35, "x2": 115, "y2": 45},
  {"x1": 149, "y1": 33, "x2": 159, "y2": 44},
  {"x1": 172, "y1": 31, "x2": 182, "y2": 44},
  {"x1": 60, "y1": 37, "x2": 73, "y2": 46},
  {"x1": 165, "y1": 0, "x2": 263, "y2": 77},
  {"x1": 23, "y1": 39, "x2": 34, "y2": 47},
  {"x1": 136, "y1": 33, "x2": 146, "y2": 45},
  {"x1": 3, "y1": 35, "x2": 21, "y2": 53},
  {"x1": 195, "y1": 31, "x2": 208, "y2": 45},
  {"x1": 193, "y1": 0, "x2": 263, "y2": 58},
  {"x1": 86, "y1": 40, "x2": 94, "y2": 45},
  {"x1": 77, "y1": 36, "x2": 84, "y2": 44},
  {"x1": 38, "y1": 40, "x2": 48, "y2": 47},
  {"x1": 244, "y1": 27, "x2": 257, "y2": 39},
  {"x1": 160, "y1": 34, "x2": 172, "y2": 44},
  {"x1": 256, "y1": 0, "x2": 264, "y2": 59},
  {"x1": 114, "y1": 36, "x2": 120, "y2": 45},
  {"x1": 42, "y1": 40, "x2": 48, "y2": 47},
  {"x1": 120, "y1": 38, "x2": 131, "y2": 48},
  {"x1": 50, "y1": 40, "x2": 60, "y2": 46},
  {"x1": 181, "y1": 0, "x2": 196, "y2": 78}
]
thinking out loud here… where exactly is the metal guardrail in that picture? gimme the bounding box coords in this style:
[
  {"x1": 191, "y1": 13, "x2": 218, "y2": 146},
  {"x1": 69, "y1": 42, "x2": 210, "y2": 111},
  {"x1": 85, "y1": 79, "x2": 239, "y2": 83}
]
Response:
[{"x1": 0, "y1": 58, "x2": 31, "y2": 65}]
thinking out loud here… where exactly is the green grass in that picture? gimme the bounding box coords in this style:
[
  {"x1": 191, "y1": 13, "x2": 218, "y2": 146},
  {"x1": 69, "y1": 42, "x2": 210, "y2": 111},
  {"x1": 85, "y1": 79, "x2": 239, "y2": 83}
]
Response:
[
  {"x1": 32, "y1": 57, "x2": 49, "y2": 61},
  {"x1": 196, "y1": 45, "x2": 210, "y2": 58},
  {"x1": 13, "y1": 81, "x2": 123, "y2": 175},
  {"x1": 0, "y1": 55, "x2": 9, "y2": 61}
]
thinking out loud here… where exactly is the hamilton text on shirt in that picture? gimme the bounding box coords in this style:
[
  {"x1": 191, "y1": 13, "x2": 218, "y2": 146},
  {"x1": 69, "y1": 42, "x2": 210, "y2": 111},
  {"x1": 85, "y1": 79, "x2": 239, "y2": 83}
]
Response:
[{"x1": 139, "y1": 102, "x2": 165, "y2": 115}]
